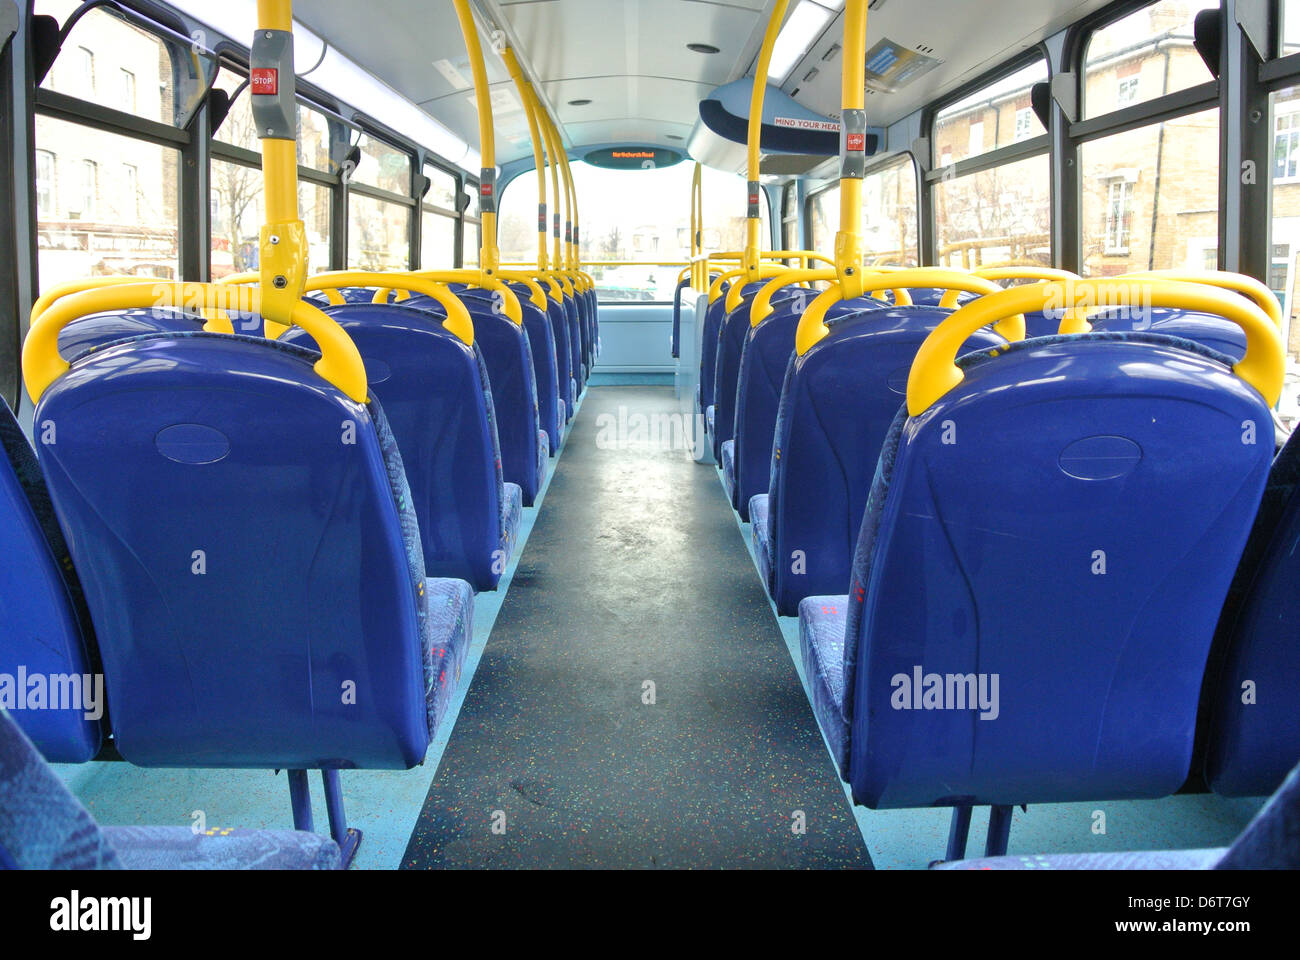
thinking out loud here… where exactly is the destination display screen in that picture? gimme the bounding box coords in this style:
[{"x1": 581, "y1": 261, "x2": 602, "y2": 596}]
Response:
[{"x1": 583, "y1": 147, "x2": 684, "y2": 170}]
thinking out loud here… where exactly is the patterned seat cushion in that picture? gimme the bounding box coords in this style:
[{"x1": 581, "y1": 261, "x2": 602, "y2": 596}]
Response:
[
  {"x1": 933, "y1": 849, "x2": 1225, "y2": 870},
  {"x1": 798, "y1": 596, "x2": 850, "y2": 776},
  {"x1": 423, "y1": 578, "x2": 474, "y2": 734},
  {"x1": 721, "y1": 439, "x2": 736, "y2": 502},
  {"x1": 104, "y1": 826, "x2": 342, "y2": 870},
  {"x1": 750, "y1": 494, "x2": 773, "y2": 595},
  {"x1": 501, "y1": 482, "x2": 523, "y2": 568}
]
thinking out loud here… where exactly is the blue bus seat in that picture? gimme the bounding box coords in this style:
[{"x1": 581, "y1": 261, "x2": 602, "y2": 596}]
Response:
[
  {"x1": 34, "y1": 331, "x2": 473, "y2": 769},
  {"x1": 448, "y1": 284, "x2": 562, "y2": 457},
  {"x1": 798, "y1": 332, "x2": 1273, "y2": 813},
  {"x1": 698, "y1": 290, "x2": 730, "y2": 421},
  {"x1": 729, "y1": 295, "x2": 887, "y2": 520},
  {"x1": 935, "y1": 759, "x2": 1300, "y2": 870},
  {"x1": 882, "y1": 287, "x2": 977, "y2": 308},
  {"x1": 280, "y1": 303, "x2": 520, "y2": 591},
  {"x1": 562, "y1": 294, "x2": 584, "y2": 392},
  {"x1": 1088, "y1": 307, "x2": 1248, "y2": 361},
  {"x1": 509, "y1": 285, "x2": 563, "y2": 454},
  {"x1": 0, "y1": 707, "x2": 342, "y2": 870},
  {"x1": 671, "y1": 277, "x2": 688, "y2": 358},
  {"x1": 543, "y1": 295, "x2": 575, "y2": 423},
  {"x1": 0, "y1": 398, "x2": 104, "y2": 763},
  {"x1": 401, "y1": 294, "x2": 545, "y2": 506},
  {"x1": 575, "y1": 288, "x2": 593, "y2": 376},
  {"x1": 56, "y1": 307, "x2": 205, "y2": 361},
  {"x1": 755, "y1": 302, "x2": 1003, "y2": 615},
  {"x1": 710, "y1": 284, "x2": 797, "y2": 461},
  {"x1": 1202, "y1": 425, "x2": 1300, "y2": 797}
]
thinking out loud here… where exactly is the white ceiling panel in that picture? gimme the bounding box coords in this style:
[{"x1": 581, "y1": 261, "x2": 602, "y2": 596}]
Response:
[{"x1": 293, "y1": 0, "x2": 1128, "y2": 169}]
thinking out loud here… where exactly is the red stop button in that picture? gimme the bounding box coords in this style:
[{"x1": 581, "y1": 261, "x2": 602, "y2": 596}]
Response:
[{"x1": 251, "y1": 68, "x2": 279, "y2": 96}]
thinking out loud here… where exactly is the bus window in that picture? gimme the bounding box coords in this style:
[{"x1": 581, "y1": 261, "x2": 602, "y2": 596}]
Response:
[
  {"x1": 498, "y1": 161, "x2": 769, "y2": 302},
  {"x1": 348, "y1": 192, "x2": 411, "y2": 271},
  {"x1": 781, "y1": 183, "x2": 799, "y2": 263},
  {"x1": 34, "y1": 115, "x2": 180, "y2": 287},
  {"x1": 1080, "y1": 109, "x2": 1219, "y2": 278},
  {"x1": 464, "y1": 182, "x2": 481, "y2": 268},
  {"x1": 36, "y1": 0, "x2": 215, "y2": 127},
  {"x1": 1271, "y1": 85, "x2": 1300, "y2": 367},
  {"x1": 862, "y1": 155, "x2": 919, "y2": 267},
  {"x1": 1083, "y1": 0, "x2": 1219, "y2": 121},
  {"x1": 934, "y1": 154, "x2": 1051, "y2": 269},
  {"x1": 933, "y1": 60, "x2": 1047, "y2": 167},
  {"x1": 420, "y1": 164, "x2": 459, "y2": 269},
  {"x1": 808, "y1": 184, "x2": 838, "y2": 255}
]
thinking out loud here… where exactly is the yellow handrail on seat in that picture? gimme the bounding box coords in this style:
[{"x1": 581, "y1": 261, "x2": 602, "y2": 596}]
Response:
[
  {"x1": 906, "y1": 278, "x2": 1285, "y2": 417},
  {"x1": 24, "y1": 281, "x2": 368, "y2": 404},
  {"x1": 303, "y1": 272, "x2": 475, "y2": 346},
  {"x1": 795, "y1": 268, "x2": 1024, "y2": 356}
]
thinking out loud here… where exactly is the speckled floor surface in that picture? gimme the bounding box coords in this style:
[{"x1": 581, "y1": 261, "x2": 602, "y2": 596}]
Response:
[{"x1": 401, "y1": 386, "x2": 873, "y2": 868}]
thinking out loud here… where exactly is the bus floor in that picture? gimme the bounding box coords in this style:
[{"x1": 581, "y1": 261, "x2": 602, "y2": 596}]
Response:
[{"x1": 401, "y1": 385, "x2": 873, "y2": 868}]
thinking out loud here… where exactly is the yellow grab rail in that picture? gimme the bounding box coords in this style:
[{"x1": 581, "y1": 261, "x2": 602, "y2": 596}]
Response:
[
  {"x1": 1119, "y1": 269, "x2": 1284, "y2": 329},
  {"x1": 302, "y1": 272, "x2": 475, "y2": 345},
  {"x1": 24, "y1": 281, "x2": 368, "y2": 404},
  {"x1": 750, "y1": 268, "x2": 914, "y2": 325},
  {"x1": 744, "y1": 0, "x2": 789, "y2": 281},
  {"x1": 452, "y1": 0, "x2": 500, "y2": 275},
  {"x1": 795, "y1": 269, "x2": 1022, "y2": 356},
  {"x1": 709, "y1": 264, "x2": 791, "y2": 304},
  {"x1": 832, "y1": 0, "x2": 869, "y2": 299},
  {"x1": 906, "y1": 278, "x2": 1285, "y2": 416},
  {"x1": 937, "y1": 266, "x2": 1080, "y2": 309},
  {"x1": 29, "y1": 275, "x2": 238, "y2": 335}
]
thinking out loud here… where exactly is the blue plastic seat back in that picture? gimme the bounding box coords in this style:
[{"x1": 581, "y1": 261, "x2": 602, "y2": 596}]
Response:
[
  {"x1": 710, "y1": 283, "x2": 785, "y2": 458},
  {"x1": 495, "y1": 284, "x2": 562, "y2": 454},
  {"x1": 519, "y1": 292, "x2": 562, "y2": 451},
  {"x1": 57, "y1": 308, "x2": 204, "y2": 362},
  {"x1": 1087, "y1": 307, "x2": 1249, "y2": 361},
  {"x1": 1203, "y1": 426, "x2": 1300, "y2": 797},
  {"x1": 402, "y1": 294, "x2": 544, "y2": 505},
  {"x1": 840, "y1": 332, "x2": 1273, "y2": 808},
  {"x1": 303, "y1": 288, "x2": 390, "y2": 308},
  {"x1": 0, "y1": 399, "x2": 103, "y2": 763},
  {"x1": 574, "y1": 290, "x2": 593, "y2": 374},
  {"x1": 543, "y1": 295, "x2": 575, "y2": 419},
  {"x1": 280, "y1": 304, "x2": 511, "y2": 591},
  {"x1": 564, "y1": 294, "x2": 583, "y2": 387},
  {"x1": 671, "y1": 278, "x2": 688, "y2": 358},
  {"x1": 35, "y1": 332, "x2": 438, "y2": 770},
  {"x1": 698, "y1": 293, "x2": 729, "y2": 415},
  {"x1": 766, "y1": 304, "x2": 1001, "y2": 615},
  {"x1": 882, "y1": 288, "x2": 977, "y2": 308},
  {"x1": 732, "y1": 295, "x2": 890, "y2": 522}
]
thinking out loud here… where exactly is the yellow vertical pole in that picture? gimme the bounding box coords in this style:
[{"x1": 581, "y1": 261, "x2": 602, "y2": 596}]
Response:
[
  {"x1": 253, "y1": 0, "x2": 307, "y2": 325},
  {"x1": 541, "y1": 107, "x2": 565, "y2": 278},
  {"x1": 744, "y1": 0, "x2": 789, "y2": 283},
  {"x1": 835, "y1": 0, "x2": 869, "y2": 300},
  {"x1": 502, "y1": 46, "x2": 549, "y2": 273},
  {"x1": 452, "y1": 0, "x2": 499, "y2": 278}
]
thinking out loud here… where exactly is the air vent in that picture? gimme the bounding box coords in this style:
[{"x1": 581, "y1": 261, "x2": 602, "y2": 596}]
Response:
[
  {"x1": 916, "y1": 43, "x2": 935, "y2": 54},
  {"x1": 803, "y1": 67, "x2": 819, "y2": 83},
  {"x1": 822, "y1": 43, "x2": 841, "y2": 61}
]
